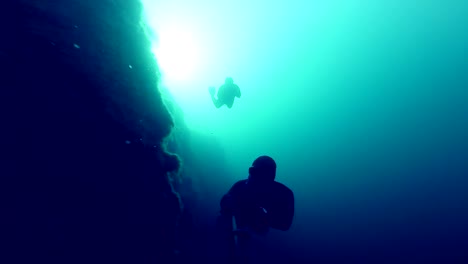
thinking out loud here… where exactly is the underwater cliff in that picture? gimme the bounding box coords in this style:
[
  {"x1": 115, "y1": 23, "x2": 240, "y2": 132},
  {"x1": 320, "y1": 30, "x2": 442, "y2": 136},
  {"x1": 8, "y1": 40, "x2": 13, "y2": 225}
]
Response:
[{"x1": 1, "y1": 1, "x2": 199, "y2": 263}]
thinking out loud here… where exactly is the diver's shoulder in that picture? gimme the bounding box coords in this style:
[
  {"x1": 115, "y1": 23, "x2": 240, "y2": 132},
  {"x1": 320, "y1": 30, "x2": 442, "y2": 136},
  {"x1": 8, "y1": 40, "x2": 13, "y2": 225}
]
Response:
[
  {"x1": 229, "y1": 179, "x2": 248, "y2": 193},
  {"x1": 232, "y1": 179, "x2": 248, "y2": 188},
  {"x1": 234, "y1": 179, "x2": 248, "y2": 186},
  {"x1": 273, "y1": 181, "x2": 294, "y2": 195}
]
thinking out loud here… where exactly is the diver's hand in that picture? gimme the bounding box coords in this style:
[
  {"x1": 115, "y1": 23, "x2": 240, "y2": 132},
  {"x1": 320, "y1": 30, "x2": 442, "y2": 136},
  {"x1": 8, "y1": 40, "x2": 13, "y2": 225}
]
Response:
[
  {"x1": 252, "y1": 206, "x2": 269, "y2": 235},
  {"x1": 256, "y1": 206, "x2": 268, "y2": 223},
  {"x1": 208, "y1": 86, "x2": 216, "y2": 96}
]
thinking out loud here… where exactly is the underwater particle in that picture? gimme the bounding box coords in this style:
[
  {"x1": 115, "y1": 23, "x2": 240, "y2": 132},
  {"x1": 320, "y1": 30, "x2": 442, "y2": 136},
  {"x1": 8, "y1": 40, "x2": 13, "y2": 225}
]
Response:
[
  {"x1": 73, "y1": 43, "x2": 80, "y2": 49},
  {"x1": 129, "y1": 65, "x2": 133, "y2": 69},
  {"x1": 125, "y1": 140, "x2": 131, "y2": 145},
  {"x1": 74, "y1": 25, "x2": 78, "y2": 29},
  {"x1": 50, "y1": 42, "x2": 56, "y2": 46}
]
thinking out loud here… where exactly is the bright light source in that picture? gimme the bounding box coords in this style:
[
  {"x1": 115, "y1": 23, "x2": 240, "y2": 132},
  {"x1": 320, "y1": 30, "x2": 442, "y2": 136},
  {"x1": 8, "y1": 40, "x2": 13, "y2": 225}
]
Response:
[{"x1": 152, "y1": 28, "x2": 198, "y2": 82}]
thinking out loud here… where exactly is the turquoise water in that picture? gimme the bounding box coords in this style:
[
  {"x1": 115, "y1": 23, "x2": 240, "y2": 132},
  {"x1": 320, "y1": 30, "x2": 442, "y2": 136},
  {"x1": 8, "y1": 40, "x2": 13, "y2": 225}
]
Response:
[{"x1": 143, "y1": 0, "x2": 468, "y2": 262}]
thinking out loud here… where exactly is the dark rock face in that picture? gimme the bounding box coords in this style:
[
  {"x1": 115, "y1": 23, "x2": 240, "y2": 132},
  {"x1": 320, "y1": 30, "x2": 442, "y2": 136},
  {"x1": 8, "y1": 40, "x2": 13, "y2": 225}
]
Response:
[{"x1": 1, "y1": 1, "x2": 180, "y2": 263}]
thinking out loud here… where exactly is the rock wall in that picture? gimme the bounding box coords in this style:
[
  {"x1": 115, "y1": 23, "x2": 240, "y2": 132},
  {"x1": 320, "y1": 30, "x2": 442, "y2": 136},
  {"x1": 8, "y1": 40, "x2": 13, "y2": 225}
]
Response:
[{"x1": 1, "y1": 1, "x2": 183, "y2": 263}]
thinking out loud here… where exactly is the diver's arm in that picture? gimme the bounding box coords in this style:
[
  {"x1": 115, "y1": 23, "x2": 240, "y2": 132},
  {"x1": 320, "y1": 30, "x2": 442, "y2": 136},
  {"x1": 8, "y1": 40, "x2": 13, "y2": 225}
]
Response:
[
  {"x1": 271, "y1": 185, "x2": 294, "y2": 231},
  {"x1": 217, "y1": 85, "x2": 224, "y2": 98},
  {"x1": 235, "y1": 85, "x2": 241, "y2": 98},
  {"x1": 220, "y1": 180, "x2": 247, "y2": 215},
  {"x1": 209, "y1": 86, "x2": 223, "y2": 108}
]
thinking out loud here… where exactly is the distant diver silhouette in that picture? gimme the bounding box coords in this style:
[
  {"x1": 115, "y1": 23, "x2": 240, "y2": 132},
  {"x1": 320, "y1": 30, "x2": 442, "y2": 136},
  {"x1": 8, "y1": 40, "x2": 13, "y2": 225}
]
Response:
[{"x1": 209, "y1": 77, "x2": 241, "y2": 109}]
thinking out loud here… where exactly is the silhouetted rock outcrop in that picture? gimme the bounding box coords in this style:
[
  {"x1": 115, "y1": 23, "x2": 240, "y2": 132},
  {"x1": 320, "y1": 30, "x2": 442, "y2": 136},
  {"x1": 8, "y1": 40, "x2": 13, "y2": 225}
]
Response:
[{"x1": 1, "y1": 1, "x2": 181, "y2": 263}]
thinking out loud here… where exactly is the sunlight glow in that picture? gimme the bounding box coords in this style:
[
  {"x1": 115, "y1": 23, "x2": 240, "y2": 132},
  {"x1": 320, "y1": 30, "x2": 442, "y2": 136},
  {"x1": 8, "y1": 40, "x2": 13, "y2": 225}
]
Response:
[{"x1": 152, "y1": 28, "x2": 199, "y2": 82}]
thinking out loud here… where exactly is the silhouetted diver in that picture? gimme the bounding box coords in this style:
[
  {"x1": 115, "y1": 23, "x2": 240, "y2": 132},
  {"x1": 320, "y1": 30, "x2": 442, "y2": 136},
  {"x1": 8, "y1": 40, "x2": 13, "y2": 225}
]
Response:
[{"x1": 209, "y1": 77, "x2": 241, "y2": 109}]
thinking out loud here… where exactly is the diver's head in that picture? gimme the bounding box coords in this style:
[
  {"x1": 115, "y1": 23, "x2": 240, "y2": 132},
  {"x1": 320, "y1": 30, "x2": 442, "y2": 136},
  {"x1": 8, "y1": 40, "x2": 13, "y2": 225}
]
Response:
[
  {"x1": 225, "y1": 77, "x2": 234, "y2": 85},
  {"x1": 248, "y1": 155, "x2": 276, "y2": 185}
]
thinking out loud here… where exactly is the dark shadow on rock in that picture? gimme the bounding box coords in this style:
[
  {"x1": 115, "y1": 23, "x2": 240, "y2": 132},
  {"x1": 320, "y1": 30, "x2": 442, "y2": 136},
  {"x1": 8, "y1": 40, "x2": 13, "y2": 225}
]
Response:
[{"x1": 1, "y1": 1, "x2": 182, "y2": 263}]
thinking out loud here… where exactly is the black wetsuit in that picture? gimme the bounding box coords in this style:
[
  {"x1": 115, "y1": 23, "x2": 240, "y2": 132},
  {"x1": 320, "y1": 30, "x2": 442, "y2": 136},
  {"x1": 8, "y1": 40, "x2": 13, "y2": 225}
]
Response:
[
  {"x1": 211, "y1": 83, "x2": 241, "y2": 109},
  {"x1": 220, "y1": 179, "x2": 294, "y2": 233}
]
